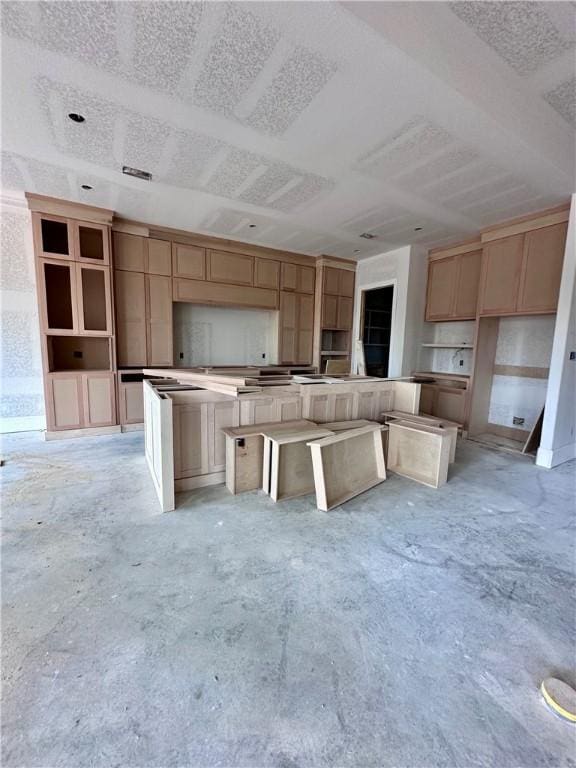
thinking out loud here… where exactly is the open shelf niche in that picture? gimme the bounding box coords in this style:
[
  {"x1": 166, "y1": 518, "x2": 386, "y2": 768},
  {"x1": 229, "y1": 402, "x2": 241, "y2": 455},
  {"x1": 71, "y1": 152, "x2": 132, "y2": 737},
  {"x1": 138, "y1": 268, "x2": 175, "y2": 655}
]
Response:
[
  {"x1": 47, "y1": 336, "x2": 112, "y2": 372},
  {"x1": 418, "y1": 319, "x2": 476, "y2": 376}
]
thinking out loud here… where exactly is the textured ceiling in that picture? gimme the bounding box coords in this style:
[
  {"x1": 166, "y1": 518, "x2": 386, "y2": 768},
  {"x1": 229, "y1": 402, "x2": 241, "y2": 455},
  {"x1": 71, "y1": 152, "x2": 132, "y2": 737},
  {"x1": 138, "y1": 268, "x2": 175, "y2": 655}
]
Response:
[{"x1": 1, "y1": 1, "x2": 574, "y2": 259}]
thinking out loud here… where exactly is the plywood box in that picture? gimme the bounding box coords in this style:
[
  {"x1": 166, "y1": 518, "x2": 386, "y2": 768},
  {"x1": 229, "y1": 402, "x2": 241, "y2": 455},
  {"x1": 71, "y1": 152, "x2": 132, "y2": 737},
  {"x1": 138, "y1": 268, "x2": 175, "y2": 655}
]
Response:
[
  {"x1": 387, "y1": 421, "x2": 451, "y2": 488},
  {"x1": 307, "y1": 425, "x2": 386, "y2": 511},
  {"x1": 262, "y1": 427, "x2": 334, "y2": 501}
]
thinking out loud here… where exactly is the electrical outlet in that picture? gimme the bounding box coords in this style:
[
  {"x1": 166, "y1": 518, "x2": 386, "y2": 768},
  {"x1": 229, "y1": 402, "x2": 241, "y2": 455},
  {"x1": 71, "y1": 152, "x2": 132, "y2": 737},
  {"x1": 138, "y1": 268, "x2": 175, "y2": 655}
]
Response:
[
  {"x1": 262, "y1": 353, "x2": 266, "y2": 359},
  {"x1": 570, "y1": 351, "x2": 575, "y2": 360},
  {"x1": 179, "y1": 352, "x2": 184, "y2": 360},
  {"x1": 513, "y1": 416, "x2": 525, "y2": 426},
  {"x1": 73, "y1": 350, "x2": 83, "y2": 358},
  {"x1": 459, "y1": 359, "x2": 464, "y2": 367}
]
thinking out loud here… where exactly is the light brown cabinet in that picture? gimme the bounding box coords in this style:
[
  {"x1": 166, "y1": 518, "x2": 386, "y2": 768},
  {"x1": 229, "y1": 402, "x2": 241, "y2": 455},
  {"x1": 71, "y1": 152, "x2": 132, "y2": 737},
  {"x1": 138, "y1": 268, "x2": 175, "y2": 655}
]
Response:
[
  {"x1": 418, "y1": 381, "x2": 467, "y2": 424},
  {"x1": 517, "y1": 223, "x2": 567, "y2": 314},
  {"x1": 323, "y1": 266, "x2": 353, "y2": 297},
  {"x1": 255, "y1": 258, "x2": 280, "y2": 289},
  {"x1": 35, "y1": 214, "x2": 110, "y2": 265},
  {"x1": 114, "y1": 271, "x2": 173, "y2": 367},
  {"x1": 208, "y1": 250, "x2": 253, "y2": 286},
  {"x1": 281, "y1": 263, "x2": 315, "y2": 294},
  {"x1": 322, "y1": 295, "x2": 353, "y2": 330},
  {"x1": 279, "y1": 290, "x2": 314, "y2": 364},
  {"x1": 478, "y1": 224, "x2": 566, "y2": 316},
  {"x1": 173, "y1": 398, "x2": 240, "y2": 479},
  {"x1": 114, "y1": 270, "x2": 147, "y2": 366},
  {"x1": 337, "y1": 296, "x2": 353, "y2": 330},
  {"x1": 46, "y1": 372, "x2": 116, "y2": 430},
  {"x1": 172, "y1": 242, "x2": 206, "y2": 280},
  {"x1": 118, "y1": 376, "x2": 145, "y2": 425},
  {"x1": 146, "y1": 275, "x2": 173, "y2": 366},
  {"x1": 146, "y1": 239, "x2": 172, "y2": 276},
  {"x1": 426, "y1": 250, "x2": 482, "y2": 321},
  {"x1": 113, "y1": 232, "x2": 146, "y2": 271},
  {"x1": 40, "y1": 259, "x2": 112, "y2": 336}
]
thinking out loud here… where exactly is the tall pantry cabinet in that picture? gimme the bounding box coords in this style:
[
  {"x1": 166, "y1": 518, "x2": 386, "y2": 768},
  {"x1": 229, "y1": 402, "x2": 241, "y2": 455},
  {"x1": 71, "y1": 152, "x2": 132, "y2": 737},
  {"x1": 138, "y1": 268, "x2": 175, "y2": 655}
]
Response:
[{"x1": 28, "y1": 195, "x2": 117, "y2": 435}]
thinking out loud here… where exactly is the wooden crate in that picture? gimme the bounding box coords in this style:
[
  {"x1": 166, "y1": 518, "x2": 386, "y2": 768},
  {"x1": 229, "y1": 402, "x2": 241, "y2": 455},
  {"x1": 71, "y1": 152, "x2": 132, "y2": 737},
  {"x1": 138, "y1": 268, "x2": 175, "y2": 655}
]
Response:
[{"x1": 387, "y1": 421, "x2": 451, "y2": 488}]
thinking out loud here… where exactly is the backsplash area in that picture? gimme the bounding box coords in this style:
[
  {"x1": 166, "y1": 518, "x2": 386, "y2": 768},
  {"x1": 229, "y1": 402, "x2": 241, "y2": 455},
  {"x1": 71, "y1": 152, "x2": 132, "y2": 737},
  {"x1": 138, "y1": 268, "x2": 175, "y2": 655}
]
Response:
[{"x1": 173, "y1": 303, "x2": 278, "y2": 367}]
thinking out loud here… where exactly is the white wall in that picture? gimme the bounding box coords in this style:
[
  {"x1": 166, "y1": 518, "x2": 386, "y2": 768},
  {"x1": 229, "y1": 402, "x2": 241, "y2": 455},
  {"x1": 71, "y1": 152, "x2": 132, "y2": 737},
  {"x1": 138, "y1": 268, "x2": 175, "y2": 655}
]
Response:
[
  {"x1": 537, "y1": 194, "x2": 576, "y2": 468},
  {"x1": 173, "y1": 303, "x2": 278, "y2": 367},
  {"x1": 0, "y1": 193, "x2": 45, "y2": 433},
  {"x1": 351, "y1": 245, "x2": 427, "y2": 377}
]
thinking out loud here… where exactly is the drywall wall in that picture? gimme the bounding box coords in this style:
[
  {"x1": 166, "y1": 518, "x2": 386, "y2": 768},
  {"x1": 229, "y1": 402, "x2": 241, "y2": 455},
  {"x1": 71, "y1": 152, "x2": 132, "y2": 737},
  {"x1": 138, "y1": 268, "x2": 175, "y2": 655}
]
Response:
[
  {"x1": 351, "y1": 245, "x2": 426, "y2": 377},
  {"x1": 537, "y1": 194, "x2": 576, "y2": 468},
  {"x1": 487, "y1": 315, "x2": 555, "y2": 431},
  {"x1": 0, "y1": 193, "x2": 45, "y2": 432},
  {"x1": 173, "y1": 303, "x2": 278, "y2": 367}
]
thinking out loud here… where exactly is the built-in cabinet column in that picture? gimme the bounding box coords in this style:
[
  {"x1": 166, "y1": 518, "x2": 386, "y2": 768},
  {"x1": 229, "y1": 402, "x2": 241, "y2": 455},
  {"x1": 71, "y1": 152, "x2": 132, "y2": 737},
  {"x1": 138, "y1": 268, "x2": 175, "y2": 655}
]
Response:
[
  {"x1": 278, "y1": 263, "x2": 315, "y2": 364},
  {"x1": 313, "y1": 261, "x2": 356, "y2": 372}
]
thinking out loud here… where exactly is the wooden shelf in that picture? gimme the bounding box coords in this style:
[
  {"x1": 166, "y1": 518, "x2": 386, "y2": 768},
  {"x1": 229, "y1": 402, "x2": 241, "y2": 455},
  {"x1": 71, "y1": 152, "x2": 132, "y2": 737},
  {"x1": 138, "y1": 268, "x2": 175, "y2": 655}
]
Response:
[
  {"x1": 421, "y1": 343, "x2": 474, "y2": 349},
  {"x1": 320, "y1": 350, "x2": 349, "y2": 356}
]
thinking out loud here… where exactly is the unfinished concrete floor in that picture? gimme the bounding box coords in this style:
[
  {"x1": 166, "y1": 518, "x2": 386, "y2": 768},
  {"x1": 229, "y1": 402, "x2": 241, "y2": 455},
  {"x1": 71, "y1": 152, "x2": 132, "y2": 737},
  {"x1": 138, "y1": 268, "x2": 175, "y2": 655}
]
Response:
[{"x1": 1, "y1": 430, "x2": 575, "y2": 768}]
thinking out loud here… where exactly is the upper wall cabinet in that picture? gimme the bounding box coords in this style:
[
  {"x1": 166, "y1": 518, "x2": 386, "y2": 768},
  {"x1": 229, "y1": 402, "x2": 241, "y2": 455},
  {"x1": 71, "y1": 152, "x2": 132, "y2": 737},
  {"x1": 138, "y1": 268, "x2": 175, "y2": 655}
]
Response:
[
  {"x1": 323, "y1": 266, "x2": 354, "y2": 297},
  {"x1": 172, "y1": 242, "x2": 206, "y2": 280},
  {"x1": 113, "y1": 232, "x2": 146, "y2": 271},
  {"x1": 146, "y1": 239, "x2": 172, "y2": 276},
  {"x1": 478, "y1": 222, "x2": 567, "y2": 316},
  {"x1": 208, "y1": 250, "x2": 253, "y2": 286},
  {"x1": 34, "y1": 214, "x2": 110, "y2": 264},
  {"x1": 425, "y1": 249, "x2": 482, "y2": 321},
  {"x1": 255, "y1": 258, "x2": 280, "y2": 290},
  {"x1": 281, "y1": 263, "x2": 315, "y2": 293}
]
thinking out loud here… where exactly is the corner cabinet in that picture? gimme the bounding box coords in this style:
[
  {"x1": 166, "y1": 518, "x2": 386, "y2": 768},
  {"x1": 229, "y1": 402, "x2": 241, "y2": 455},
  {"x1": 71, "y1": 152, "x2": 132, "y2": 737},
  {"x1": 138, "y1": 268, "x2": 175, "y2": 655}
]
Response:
[{"x1": 478, "y1": 222, "x2": 567, "y2": 316}]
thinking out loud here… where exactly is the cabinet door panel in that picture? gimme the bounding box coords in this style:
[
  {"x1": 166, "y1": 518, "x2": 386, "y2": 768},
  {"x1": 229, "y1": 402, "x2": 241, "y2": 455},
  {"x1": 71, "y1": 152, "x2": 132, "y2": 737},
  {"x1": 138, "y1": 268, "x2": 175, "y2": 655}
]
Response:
[
  {"x1": 34, "y1": 214, "x2": 74, "y2": 260},
  {"x1": 323, "y1": 267, "x2": 340, "y2": 295},
  {"x1": 276, "y1": 396, "x2": 302, "y2": 422},
  {"x1": 279, "y1": 291, "x2": 297, "y2": 363},
  {"x1": 118, "y1": 382, "x2": 144, "y2": 424},
  {"x1": 297, "y1": 266, "x2": 315, "y2": 294},
  {"x1": 113, "y1": 232, "x2": 146, "y2": 271},
  {"x1": 114, "y1": 270, "x2": 147, "y2": 366},
  {"x1": 77, "y1": 264, "x2": 112, "y2": 335},
  {"x1": 517, "y1": 223, "x2": 567, "y2": 314},
  {"x1": 426, "y1": 257, "x2": 457, "y2": 320},
  {"x1": 296, "y1": 293, "x2": 314, "y2": 363},
  {"x1": 173, "y1": 404, "x2": 207, "y2": 479},
  {"x1": 208, "y1": 401, "x2": 240, "y2": 472},
  {"x1": 146, "y1": 275, "x2": 173, "y2": 366},
  {"x1": 337, "y1": 296, "x2": 353, "y2": 329},
  {"x1": 333, "y1": 392, "x2": 353, "y2": 420},
  {"x1": 208, "y1": 250, "x2": 253, "y2": 285},
  {"x1": 47, "y1": 374, "x2": 83, "y2": 429},
  {"x1": 453, "y1": 250, "x2": 481, "y2": 319},
  {"x1": 435, "y1": 387, "x2": 466, "y2": 423},
  {"x1": 75, "y1": 222, "x2": 109, "y2": 264},
  {"x1": 479, "y1": 235, "x2": 523, "y2": 315},
  {"x1": 322, "y1": 294, "x2": 338, "y2": 328},
  {"x1": 281, "y1": 262, "x2": 298, "y2": 291},
  {"x1": 172, "y1": 243, "x2": 205, "y2": 279},
  {"x1": 40, "y1": 259, "x2": 78, "y2": 334},
  {"x1": 255, "y1": 258, "x2": 280, "y2": 289},
  {"x1": 339, "y1": 269, "x2": 355, "y2": 297},
  {"x1": 146, "y1": 239, "x2": 171, "y2": 275},
  {"x1": 83, "y1": 373, "x2": 116, "y2": 426}
]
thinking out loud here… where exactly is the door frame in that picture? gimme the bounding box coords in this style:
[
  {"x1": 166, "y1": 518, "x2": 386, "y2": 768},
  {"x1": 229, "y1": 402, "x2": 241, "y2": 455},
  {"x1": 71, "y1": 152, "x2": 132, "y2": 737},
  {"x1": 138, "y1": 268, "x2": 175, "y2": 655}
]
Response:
[{"x1": 352, "y1": 279, "x2": 398, "y2": 377}]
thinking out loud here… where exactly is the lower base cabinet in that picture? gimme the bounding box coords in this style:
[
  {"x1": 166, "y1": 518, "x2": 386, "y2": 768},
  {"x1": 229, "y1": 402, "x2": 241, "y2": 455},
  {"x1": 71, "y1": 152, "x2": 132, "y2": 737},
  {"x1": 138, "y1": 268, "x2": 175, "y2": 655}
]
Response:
[
  {"x1": 419, "y1": 382, "x2": 467, "y2": 424},
  {"x1": 46, "y1": 372, "x2": 116, "y2": 430},
  {"x1": 118, "y1": 379, "x2": 145, "y2": 425}
]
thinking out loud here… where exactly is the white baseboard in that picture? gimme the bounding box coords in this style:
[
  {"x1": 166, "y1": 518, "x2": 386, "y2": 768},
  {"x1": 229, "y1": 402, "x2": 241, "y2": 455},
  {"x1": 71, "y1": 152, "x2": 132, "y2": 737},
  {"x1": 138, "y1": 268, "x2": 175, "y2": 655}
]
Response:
[
  {"x1": 536, "y1": 442, "x2": 576, "y2": 468},
  {"x1": 0, "y1": 415, "x2": 46, "y2": 434}
]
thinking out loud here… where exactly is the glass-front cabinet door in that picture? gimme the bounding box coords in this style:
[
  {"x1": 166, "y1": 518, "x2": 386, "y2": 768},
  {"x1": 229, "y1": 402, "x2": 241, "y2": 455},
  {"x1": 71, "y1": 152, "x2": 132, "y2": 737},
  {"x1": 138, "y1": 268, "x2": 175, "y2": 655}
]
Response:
[
  {"x1": 40, "y1": 258, "x2": 79, "y2": 334},
  {"x1": 74, "y1": 222, "x2": 110, "y2": 265},
  {"x1": 35, "y1": 214, "x2": 74, "y2": 260},
  {"x1": 76, "y1": 264, "x2": 112, "y2": 335}
]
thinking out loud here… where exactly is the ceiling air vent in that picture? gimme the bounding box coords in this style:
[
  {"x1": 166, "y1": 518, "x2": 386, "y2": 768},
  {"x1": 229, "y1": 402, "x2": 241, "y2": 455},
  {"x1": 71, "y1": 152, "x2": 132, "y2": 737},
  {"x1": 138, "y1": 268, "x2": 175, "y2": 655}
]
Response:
[
  {"x1": 360, "y1": 232, "x2": 376, "y2": 239},
  {"x1": 122, "y1": 166, "x2": 152, "y2": 181}
]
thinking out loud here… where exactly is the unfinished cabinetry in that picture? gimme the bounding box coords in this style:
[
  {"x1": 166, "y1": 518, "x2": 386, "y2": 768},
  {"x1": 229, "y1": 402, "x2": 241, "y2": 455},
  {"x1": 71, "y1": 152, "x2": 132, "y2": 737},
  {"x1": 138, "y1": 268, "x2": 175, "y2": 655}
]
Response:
[
  {"x1": 478, "y1": 221, "x2": 567, "y2": 316},
  {"x1": 34, "y1": 213, "x2": 110, "y2": 265},
  {"x1": 146, "y1": 275, "x2": 173, "y2": 366},
  {"x1": 114, "y1": 270, "x2": 147, "y2": 366},
  {"x1": 281, "y1": 263, "x2": 315, "y2": 294},
  {"x1": 255, "y1": 258, "x2": 280, "y2": 290},
  {"x1": 172, "y1": 242, "x2": 206, "y2": 279},
  {"x1": 208, "y1": 250, "x2": 253, "y2": 286},
  {"x1": 279, "y1": 290, "x2": 314, "y2": 364},
  {"x1": 314, "y1": 260, "x2": 356, "y2": 372},
  {"x1": 425, "y1": 243, "x2": 482, "y2": 321},
  {"x1": 117, "y1": 372, "x2": 145, "y2": 425},
  {"x1": 46, "y1": 372, "x2": 116, "y2": 431}
]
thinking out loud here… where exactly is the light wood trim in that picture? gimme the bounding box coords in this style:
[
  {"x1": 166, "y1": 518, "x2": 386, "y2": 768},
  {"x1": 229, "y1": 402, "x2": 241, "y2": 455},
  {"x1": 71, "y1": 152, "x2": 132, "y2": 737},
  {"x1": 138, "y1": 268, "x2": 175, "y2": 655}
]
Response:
[
  {"x1": 480, "y1": 203, "x2": 570, "y2": 243},
  {"x1": 112, "y1": 219, "x2": 150, "y2": 237},
  {"x1": 492, "y1": 365, "x2": 549, "y2": 379},
  {"x1": 428, "y1": 238, "x2": 482, "y2": 261},
  {"x1": 173, "y1": 278, "x2": 278, "y2": 310},
  {"x1": 468, "y1": 317, "x2": 499, "y2": 436},
  {"x1": 26, "y1": 193, "x2": 114, "y2": 225},
  {"x1": 316, "y1": 256, "x2": 357, "y2": 270},
  {"x1": 143, "y1": 382, "x2": 175, "y2": 512}
]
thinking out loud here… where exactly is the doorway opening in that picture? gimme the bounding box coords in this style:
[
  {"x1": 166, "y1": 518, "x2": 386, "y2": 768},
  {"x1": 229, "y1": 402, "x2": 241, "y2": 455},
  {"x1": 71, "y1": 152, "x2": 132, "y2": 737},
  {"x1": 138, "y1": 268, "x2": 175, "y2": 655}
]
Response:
[{"x1": 361, "y1": 285, "x2": 394, "y2": 377}]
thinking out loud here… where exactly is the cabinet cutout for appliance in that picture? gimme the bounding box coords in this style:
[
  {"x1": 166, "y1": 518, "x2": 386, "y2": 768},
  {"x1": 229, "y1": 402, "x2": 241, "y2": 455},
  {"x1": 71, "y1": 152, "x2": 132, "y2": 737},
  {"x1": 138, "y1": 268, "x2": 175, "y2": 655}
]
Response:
[
  {"x1": 44, "y1": 261, "x2": 75, "y2": 331},
  {"x1": 41, "y1": 217, "x2": 70, "y2": 257},
  {"x1": 47, "y1": 336, "x2": 111, "y2": 372}
]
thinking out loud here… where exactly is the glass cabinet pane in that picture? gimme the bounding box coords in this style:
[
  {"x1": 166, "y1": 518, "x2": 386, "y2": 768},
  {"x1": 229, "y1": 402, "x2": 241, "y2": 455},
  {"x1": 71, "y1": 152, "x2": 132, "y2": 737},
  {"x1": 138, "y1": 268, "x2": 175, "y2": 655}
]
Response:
[
  {"x1": 44, "y1": 262, "x2": 74, "y2": 329},
  {"x1": 41, "y1": 219, "x2": 69, "y2": 256},
  {"x1": 79, "y1": 267, "x2": 108, "y2": 332},
  {"x1": 78, "y1": 225, "x2": 105, "y2": 261}
]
